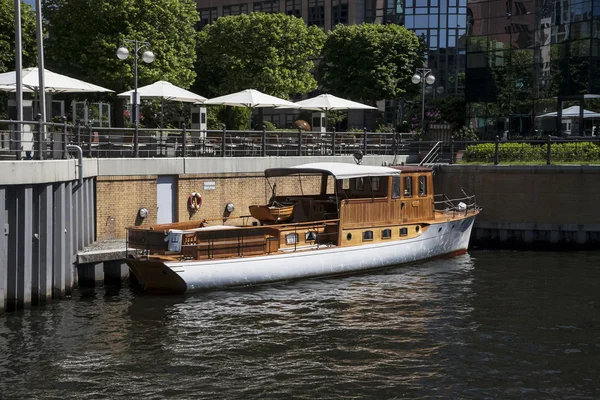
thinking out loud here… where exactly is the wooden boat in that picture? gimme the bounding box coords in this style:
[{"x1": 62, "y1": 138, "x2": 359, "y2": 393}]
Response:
[
  {"x1": 249, "y1": 203, "x2": 294, "y2": 224},
  {"x1": 126, "y1": 162, "x2": 481, "y2": 294}
]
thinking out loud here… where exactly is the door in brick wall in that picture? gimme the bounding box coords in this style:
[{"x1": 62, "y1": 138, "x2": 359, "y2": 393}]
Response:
[{"x1": 157, "y1": 176, "x2": 176, "y2": 224}]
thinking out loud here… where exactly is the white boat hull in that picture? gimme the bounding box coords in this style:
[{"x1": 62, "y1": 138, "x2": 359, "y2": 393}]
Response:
[{"x1": 131, "y1": 215, "x2": 476, "y2": 293}]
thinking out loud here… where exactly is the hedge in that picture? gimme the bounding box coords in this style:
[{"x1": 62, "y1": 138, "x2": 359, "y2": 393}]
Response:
[{"x1": 463, "y1": 142, "x2": 600, "y2": 163}]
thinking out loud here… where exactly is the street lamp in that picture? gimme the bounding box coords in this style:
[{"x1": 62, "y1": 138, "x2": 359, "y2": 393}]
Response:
[
  {"x1": 412, "y1": 68, "x2": 436, "y2": 135},
  {"x1": 117, "y1": 39, "x2": 155, "y2": 157}
]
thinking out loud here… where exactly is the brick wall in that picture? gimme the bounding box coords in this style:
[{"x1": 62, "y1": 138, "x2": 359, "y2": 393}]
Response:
[{"x1": 96, "y1": 176, "x2": 158, "y2": 240}]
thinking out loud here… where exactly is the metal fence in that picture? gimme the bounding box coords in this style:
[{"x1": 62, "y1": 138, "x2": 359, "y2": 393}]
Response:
[{"x1": 0, "y1": 118, "x2": 418, "y2": 160}]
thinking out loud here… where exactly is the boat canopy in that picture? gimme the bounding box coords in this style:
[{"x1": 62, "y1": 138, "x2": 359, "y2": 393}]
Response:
[{"x1": 265, "y1": 162, "x2": 401, "y2": 180}]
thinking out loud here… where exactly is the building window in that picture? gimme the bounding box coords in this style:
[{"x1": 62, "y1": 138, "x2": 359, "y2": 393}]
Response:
[
  {"x1": 400, "y1": 227, "x2": 408, "y2": 236},
  {"x1": 365, "y1": 0, "x2": 375, "y2": 23},
  {"x1": 308, "y1": 0, "x2": 325, "y2": 26},
  {"x1": 286, "y1": 0, "x2": 302, "y2": 17},
  {"x1": 332, "y1": 0, "x2": 349, "y2": 25},
  {"x1": 254, "y1": 0, "x2": 279, "y2": 13},
  {"x1": 223, "y1": 4, "x2": 248, "y2": 16},
  {"x1": 392, "y1": 175, "x2": 401, "y2": 198},
  {"x1": 197, "y1": 7, "x2": 218, "y2": 30},
  {"x1": 382, "y1": 229, "x2": 392, "y2": 239},
  {"x1": 363, "y1": 230, "x2": 374, "y2": 241},
  {"x1": 404, "y1": 176, "x2": 413, "y2": 197},
  {"x1": 418, "y1": 176, "x2": 427, "y2": 196}
]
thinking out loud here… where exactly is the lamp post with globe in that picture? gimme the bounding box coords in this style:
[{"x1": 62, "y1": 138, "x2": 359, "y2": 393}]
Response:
[
  {"x1": 412, "y1": 68, "x2": 436, "y2": 135},
  {"x1": 117, "y1": 40, "x2": 155, "y2": 157}
]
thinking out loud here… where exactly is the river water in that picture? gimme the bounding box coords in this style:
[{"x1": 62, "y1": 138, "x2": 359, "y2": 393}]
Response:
[{"x1": 0, "y1": 250, "x2": 599, "y2": 399}]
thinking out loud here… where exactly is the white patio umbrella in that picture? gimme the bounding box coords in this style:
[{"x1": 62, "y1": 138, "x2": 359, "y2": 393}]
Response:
[
  {"x1": 203, "y1": 89, "x2": 298, "y2": 129},
  {"x1": 117, "y1": 80, "x2": 207, "y2": 103},
  {"x1": 0, "y1": 67, "x2": 113, "y2": 93},
  {"x1": 117, "y1": 80, "x2": 207, "y2": 128},
  {"x1": 203, "y1": 89, "x2": 297, "y2": 108},
  {"x1": 285, "y1": 93, "x2": 377, "y2": 111},
  {"x1": 536, "y1": 105, "x2": 600, "y2": 119}
]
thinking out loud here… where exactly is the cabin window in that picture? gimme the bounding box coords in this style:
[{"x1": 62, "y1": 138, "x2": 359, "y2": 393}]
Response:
[
  {"x1": 371, "y1": 177, "x2": 381, "y2": 192},
  {"x1": 356, "y1": 177, "x2": 365, "y2": 191},
  {"x1": 382, "y1": 229, "x2": 392, "y2": 239},
  {"x1": 404, "y1": 176, "x2": 413, "y2": 197},
  {"x1": 286, "y1": 233, "x2": 298, "y2": 245},
  {"x1": 400, "y1": 227, "x2": 408, "y2": 236},
  {"x1": 362, "y1": 230, "x2": 373, "y2": 241},
  {"x1": 392, "y1": 176, "x2": 401, "y2": 198},
  {"x1": 305, "y1": 231, "x2": 317, "y2": 242},
  {"x1": 418, "y1": 176, "x2": 427, "y2": 196},
  {"x1": 342, "y1": 179, "x2": 350, "y2": 190}
]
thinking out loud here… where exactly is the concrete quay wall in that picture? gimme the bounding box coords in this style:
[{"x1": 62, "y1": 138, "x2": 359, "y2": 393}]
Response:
[{"x1": 434, "y1": 165, "x2": 600, "y2": 248}]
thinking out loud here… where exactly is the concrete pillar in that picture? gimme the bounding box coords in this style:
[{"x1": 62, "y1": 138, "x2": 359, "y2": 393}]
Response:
[
  {"x1": 104, "y1": 260, "x2": 129, "y2": 286},
  {"x1": 0, "y1": 186, "x2": 6, "y2": 314},
  {"x1": 53, "y1": 182, "x2": 66, "y2": 298},
  {"x1": 75, "y1": 179, "x2": 83, "y2": 251},
  {"x1": 33, "y1": 184, "x2": 53, "y2": 304},
  {"x1": 77, "y1": 262, "x2": 104, "y2": 287},
  {"x1": 6, "y1": 186, "x2": 17, "y2": 310}
]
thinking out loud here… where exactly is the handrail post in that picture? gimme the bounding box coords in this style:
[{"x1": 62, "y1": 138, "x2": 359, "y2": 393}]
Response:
[
  {"x1": 87, "y1": 123, "x2": 93, "y2": 157},
  {"x1": 297, "y1": 128, "x2": 302, "y2": 156},
  {"x1": 331, "y1": 128, "x2": 336, "y2": 156},
  {"x1": 546, "y1": 135, "x2": 551, "y2": 165},
  {"x1": 449, "y1": 135, "x2": 454, "y2": 165},
  {"x1": 261, "y1": 125, "x2": 267, "y2": 157},
  {"x1": 76, "y1": 123, "x2": 81, "y2": 146},
  {"x1": 62, "y1": 116, "x2": 68, "y2": 159},
  {"x1": 221, "y1": 124, "x2": 226, "y2": 157},
  {"x1": 181, "y1": 124, "x2": 187, "y2": 157},
  {"x1": 363, "y1": 127, "x2": 368, "y2": 155},
  {"x1": 494, "y1": 135, "x2": 499, "y2": 165},
  {"x1": 36, "y1": 113, "x2": 44, "y2": 160}
]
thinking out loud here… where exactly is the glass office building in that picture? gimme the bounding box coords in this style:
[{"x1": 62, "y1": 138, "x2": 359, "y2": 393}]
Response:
[{"x1": 466, "y1": 0, "x2": 600, "y2": 137}]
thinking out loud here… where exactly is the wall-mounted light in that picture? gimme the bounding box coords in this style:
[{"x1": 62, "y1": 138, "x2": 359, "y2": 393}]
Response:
[
  {"x1": 138, "y1": 207, "x2": 149, "y2": 219},
  {"x1": 225, "y1": 203, "x2": 235, "y2": 213}
]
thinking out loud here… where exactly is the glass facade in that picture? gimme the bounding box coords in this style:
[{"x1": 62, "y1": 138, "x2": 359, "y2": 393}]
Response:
[
  {"x1": 466, "y1": 0, "x2": 600, "y2": 138},
  {"x1": 405, "y1": 0, "x2": 468, "y2": 96}
]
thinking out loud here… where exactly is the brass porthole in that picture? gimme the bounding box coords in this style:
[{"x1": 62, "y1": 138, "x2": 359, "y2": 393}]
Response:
[
  {"x1": 347, "y1": 233, "x2": 352, "y2": 240},
  {"x1": 416, "y1": 226, "x2": 420, "y2": 232}
]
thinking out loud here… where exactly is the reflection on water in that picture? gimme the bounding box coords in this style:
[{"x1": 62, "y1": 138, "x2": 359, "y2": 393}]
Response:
[{"x1": 0, "y1": 251, "x2": 599, "y2": 399}]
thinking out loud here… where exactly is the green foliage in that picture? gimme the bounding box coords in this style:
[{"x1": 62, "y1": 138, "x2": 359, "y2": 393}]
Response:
[
  {"x1": 0, "y1": 0, "x2": 37, "y2": 72},
  {"x1": 194, "y1": 13, "x2": 325, "y2": 98},
  {"x1": 431, "y1": 96, "x2": 466, "y2": 128},
  {"x1": 453, "y1": 126, "x2": 479, "y2": 141},
  {"x1": 206, "y1": 105, "x2": 251, "y2": 130},
  {"x1": 261, "y1": 120, "x2": 277, "y2": 131},
  {"x1": 43, "y1": 0, "x2": 198, "y2": 93},
  {"x1": 463, "y1": 142, "x2": 600, "y2": 163},
  {"x1": 318, "y1": 23, "x2": 423, "y2": 103}
]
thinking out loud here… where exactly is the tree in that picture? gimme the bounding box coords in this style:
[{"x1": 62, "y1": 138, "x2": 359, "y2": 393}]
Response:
[
  {"x1": 318, "y1": 23, "x2": 424, "y2": 104},
  {"x1": 43, "y1": 0, "x2": 198, "y2": 94},
  {"x1": 194, "y1": 13, "x2": 325, "y2": 98},
  {"x1": 0, "y1": 0, "x2": 37, "y2": 73}
]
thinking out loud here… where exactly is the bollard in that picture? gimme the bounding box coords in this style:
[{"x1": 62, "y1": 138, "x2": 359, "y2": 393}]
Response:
[
  {"x1": 494, "y1": 135, "x2": 499, "y2": 165},
  {"x1": 262, "y1": 125, "x2": 267, "y2": 157},
  {"x1": 449, "y1": 135, "x2": 455, "y2": 165},
  {"x1": 363, "y1": 127, "x2": 368, "y2": 155},
  {"x1": 546, "y1": 135, "x2": 552, "y2": 165},
  {"x1": 297, "y1": 128, "x2": 302, "y2": 156},
  {"x1": 331, "y1": 128, "x2": 336, "y2": 156},
  {"x1": 62, "y1": 116, "x2": 68, "y2": 159},
  {"x1": 221, "y1": 124, "x2": 226, "y2": 157},
  {"x1": 181, "y1": 124, "x2": 187, "y2": 157}
]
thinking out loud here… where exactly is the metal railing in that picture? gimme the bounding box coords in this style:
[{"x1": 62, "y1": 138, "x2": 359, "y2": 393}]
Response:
[{"x1": 0, "y1": 119, "x2": 415, "y2": 160}]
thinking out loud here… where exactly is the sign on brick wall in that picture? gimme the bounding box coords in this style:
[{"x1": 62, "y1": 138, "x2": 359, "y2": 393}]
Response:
[{"x1": 203, "y1": 181, "x2": 216, "y2": 190}]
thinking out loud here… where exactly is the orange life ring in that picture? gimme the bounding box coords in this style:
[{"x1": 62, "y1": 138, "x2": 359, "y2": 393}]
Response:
[{"x1": 188, "y1": 192, "x2": 202, "y2": 210}]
